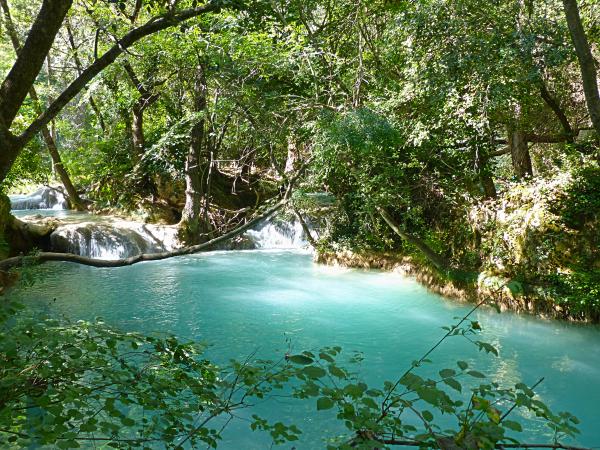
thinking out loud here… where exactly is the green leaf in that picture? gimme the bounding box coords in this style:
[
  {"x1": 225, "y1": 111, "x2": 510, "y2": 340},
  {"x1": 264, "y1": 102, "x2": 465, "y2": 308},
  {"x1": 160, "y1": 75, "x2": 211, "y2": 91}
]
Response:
[
  {"x1": 467, "y1": 370, "x2": 485, "y2": 378},
  {"x1": 457, "y1": 361, "x2": 469, "y2": 370},
  {"x1": 319, "y1": 352, "x2": 334, "y2": 363},
  {"x1": 503, "y1": 420, "x2": 523, "y2": 432},
  {"x1": 288, "y1": 354, "x2": 314, "y2": 365},
  {"x1": 57, "y1": 440, "x2": 80, "y2": 449},
  {"x1": 302, "y1": 366, "x2": 327, "y2": 379},
  {"x1": 328, "y1": 365, "x2": 346, "y2": 379},
  {"x1": 439, "y1": 368, "x2": 456, "y2": 378},
  {"x1": 317, "y1": 397, "x2": 334, "y2": 410},
  {"x1": 422, "y1": 410, "x2": 434, "y2": 422},
  {"x1": 443, "y1": 378, "x2": 462, "y2": 392}
]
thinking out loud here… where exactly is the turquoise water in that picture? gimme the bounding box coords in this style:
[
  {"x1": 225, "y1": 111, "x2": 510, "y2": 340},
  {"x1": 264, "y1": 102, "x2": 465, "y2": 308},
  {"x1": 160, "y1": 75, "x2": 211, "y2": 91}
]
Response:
[
  {"x1": 10, "y1": 251, "x2": 600, "y2": 448},
  {"x1": 12, "y1": 209, "x2": 91, "y2": 220}
]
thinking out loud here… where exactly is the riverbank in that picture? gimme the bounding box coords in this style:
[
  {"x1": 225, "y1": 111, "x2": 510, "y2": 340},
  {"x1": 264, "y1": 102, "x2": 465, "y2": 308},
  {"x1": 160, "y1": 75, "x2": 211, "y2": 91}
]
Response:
[{"x1": 316, "y1": 250, "x2": 591, "y2": 322}]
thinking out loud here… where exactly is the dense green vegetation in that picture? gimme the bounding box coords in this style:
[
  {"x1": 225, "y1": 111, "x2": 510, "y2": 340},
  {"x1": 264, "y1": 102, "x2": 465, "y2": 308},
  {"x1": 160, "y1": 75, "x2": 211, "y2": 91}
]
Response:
[{"x1": 0, "y1": 0, "x2": 599, "y2": 447}]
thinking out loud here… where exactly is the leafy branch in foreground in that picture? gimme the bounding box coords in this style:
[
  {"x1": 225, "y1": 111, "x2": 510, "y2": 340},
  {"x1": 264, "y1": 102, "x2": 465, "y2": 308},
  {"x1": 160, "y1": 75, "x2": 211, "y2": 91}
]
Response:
[
  {"x1": 0, "y1": 294, "x2": 588, "y2": 449},
  {"x1": 0, "y1": 297, "x2": 298, "y2": 449},
  {"x1": 282, "y1": 300, "x2": 585, "y2": 449}
]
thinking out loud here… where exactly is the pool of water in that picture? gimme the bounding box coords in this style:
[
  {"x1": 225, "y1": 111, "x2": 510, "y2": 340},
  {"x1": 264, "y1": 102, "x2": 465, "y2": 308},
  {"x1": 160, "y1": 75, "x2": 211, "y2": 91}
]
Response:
[
  {"x1": 12, "y1": 209, "x2": 91, "y2": 220},
  {"x1": 9, "y1": 251, "x2": 600, "y2": 448}
]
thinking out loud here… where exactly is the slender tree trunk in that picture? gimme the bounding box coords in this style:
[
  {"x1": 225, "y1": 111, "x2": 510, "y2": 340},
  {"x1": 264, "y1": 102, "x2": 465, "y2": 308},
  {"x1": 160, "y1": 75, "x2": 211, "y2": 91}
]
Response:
[
  {"x1": 39, "y1": 126, "x2": 85, "y2": 210},
  {"x1": 539, "y1": 81, "x2": 574, "y2": 142},
  {"x1": 131, "y1": 103, "x2": 145, "y2": 160},
  {"x1": 179, "y1": 62, "x2": 209, "y2": 245},
  {"x1": 0, "y1": 0, "x2": 84, "y2": 210},
  {"x1": 475, "y1": 150, "x2": 496, "y2": 199},
  {"x1": 563, "y1": 0, "x2": 600, "y2": 139},
  {"x1": 480, "y1": 174, "x2": 497, "y2": 199},
  {"x1": 284, "y1": 139, "x2": 299, "y2": 174},
  {"x1": 508, "y1": 129, "x2": 533, "y2": 178},
  {"x1": 65, "y1": 20, "x2": 106, "y2": 132}
]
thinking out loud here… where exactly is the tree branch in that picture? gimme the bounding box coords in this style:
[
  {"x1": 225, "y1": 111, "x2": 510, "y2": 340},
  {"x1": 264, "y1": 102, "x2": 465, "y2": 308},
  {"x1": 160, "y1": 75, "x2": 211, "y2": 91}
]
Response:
[
  {"x1": 0, "y1": 199, "x2": 287, "y2": 270},
  {"x1": 18, "y1": 0, "x2": 225, "y2": 146},
  {"x1": 539, "y1": 81, "x2": 574, "y2": 141},
  {"x1": 0, "y1": 0, "x2": 72, "y2": 127}
]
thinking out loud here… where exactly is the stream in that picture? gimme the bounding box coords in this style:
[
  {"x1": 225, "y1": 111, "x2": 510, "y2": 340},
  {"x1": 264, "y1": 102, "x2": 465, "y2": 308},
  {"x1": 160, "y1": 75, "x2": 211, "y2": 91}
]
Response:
[{"x1": 7, "y1": 196, "x2": 600, "y2": 448}]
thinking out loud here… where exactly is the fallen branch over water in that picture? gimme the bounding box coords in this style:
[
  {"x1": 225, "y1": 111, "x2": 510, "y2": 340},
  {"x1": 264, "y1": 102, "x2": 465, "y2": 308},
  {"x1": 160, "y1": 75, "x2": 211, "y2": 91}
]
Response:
[{"x1": 0, "y1": 199, "x2": 287, "y2": 270}]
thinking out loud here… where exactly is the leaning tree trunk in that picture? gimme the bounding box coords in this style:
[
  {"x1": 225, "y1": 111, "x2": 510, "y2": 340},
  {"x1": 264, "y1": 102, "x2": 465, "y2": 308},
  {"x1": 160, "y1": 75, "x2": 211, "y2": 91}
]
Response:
[
  {"x1": 508, "y1": 129, "x2": 533, "y2": 178},
  {"x1": 377, "y1": 207, "x2": 451, "y2": 273},
  {"x1": 179, "y1": 62, "x2": 209, "y2": 245},
  {"x1": 40, "y1": 127, "x2": 85, "y2": 210},
  {"x1": 0, "y1": 0, "x2": 84, "y2": 210},
  {"x1": 563, "y1": 0, "x2": 600, "y2": 139}
]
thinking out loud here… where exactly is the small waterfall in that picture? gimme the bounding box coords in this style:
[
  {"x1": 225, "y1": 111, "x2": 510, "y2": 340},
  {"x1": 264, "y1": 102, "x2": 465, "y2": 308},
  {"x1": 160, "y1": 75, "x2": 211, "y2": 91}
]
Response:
[
  {"x1": 50, "y1": 222, "x2": 179, "y2": 260},
  {"x1": 9, "y1": 186, "x2": 68, "y2": 210},
  {"x1": 41, "y1": 214, "x2": 315, "y2": 259},
  {"x1": 244, "y1": 218, "x2": 311, "y2": 249}
]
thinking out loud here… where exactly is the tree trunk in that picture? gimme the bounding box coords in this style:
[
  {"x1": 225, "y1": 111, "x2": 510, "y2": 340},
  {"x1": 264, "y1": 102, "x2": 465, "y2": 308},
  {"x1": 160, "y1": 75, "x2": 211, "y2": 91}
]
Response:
[
  {"x1": 480, "y1": 174, "x2": 497, "y2": 199},
  {"x1": 563, "y1": 0, "x2": 600, "y2": 139},
  {"x1": 539, "y1": 81, "x2": 574, "y2": 142},
  {"x1": 475, "y1": 150, "x2": 497, "y2": 199},
  {"x1": 0, "y1": 0, "x2": 84, "y2": 210},
  {"x1": 131, "y1": 103, "x2": 145, "y2": 160},
  {"x1": 0, "y1": 0, "x2": 72, "y2": 127},
  {"x1": 285, "y1": 139, "x2": 300, "y2": 174},
  {"x1": 65, "y1": 20, "x2": 106, "y2": 132},
  {"x1": 40, "y1": 126, "x2": 85, "y2": 210},
  {"x1": 179, "y1": 62, "x2": 209, "y2": 245},
  {"x1": 377, "y1": 207, "x2": 451, "y2": 273},
  {"x1": 508, "y1": 129, "x2": 533, "y2": 178}
]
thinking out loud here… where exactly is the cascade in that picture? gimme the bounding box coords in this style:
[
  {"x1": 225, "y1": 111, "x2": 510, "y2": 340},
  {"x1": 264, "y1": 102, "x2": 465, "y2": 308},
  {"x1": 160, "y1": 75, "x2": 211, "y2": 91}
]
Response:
[
  {"x1": 47, "y1": 216, "x2": 314, "y2": 258},
  {"x1": 13, "y1": 197, "x2": 316, "y2": 259},
  {"x1": 243, "y1": 217, "x2": 311, "y2": 249},
  {"x1": 9, "y1": 186, "x2": 68, "y2": 210},
  {"x1": 50, "y1": 222, "x2": 179, "y2": 260}
]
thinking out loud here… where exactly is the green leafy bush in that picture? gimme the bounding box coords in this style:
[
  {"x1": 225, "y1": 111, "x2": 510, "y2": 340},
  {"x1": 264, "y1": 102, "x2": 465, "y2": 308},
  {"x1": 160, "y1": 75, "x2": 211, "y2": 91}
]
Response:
[{"x1": 553, "y1": 167, "x2": 600, "y2": 229}]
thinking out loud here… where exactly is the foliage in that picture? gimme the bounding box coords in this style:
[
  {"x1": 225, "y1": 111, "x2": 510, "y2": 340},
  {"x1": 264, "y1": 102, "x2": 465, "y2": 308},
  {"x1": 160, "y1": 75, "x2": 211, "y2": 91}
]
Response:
[
  {"x1": 552, "y1": 166, "x2": 600, "y2": 230},
  {"x1": 0, "y1": 291, "x2": 583, "y2": 449},
  {"x1": 0, "y1": 295, "x2": 298, "y2": 449},
  {"x1": 545, "y1": 268, "x2": 600, "y2": 319}
]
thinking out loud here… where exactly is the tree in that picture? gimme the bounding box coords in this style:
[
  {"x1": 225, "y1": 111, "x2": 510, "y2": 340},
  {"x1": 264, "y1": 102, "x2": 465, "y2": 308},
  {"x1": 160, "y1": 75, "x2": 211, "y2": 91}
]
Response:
[
  {"x1": 0, "y1": 0, "x2": 225, "y2": 184},
  {"x1": 0, "y1": 0, "x2": 85, "y2": 209},
  {"x1": 562, "y1": 0, "x2": 600, "y2": 141},
  {"x1": 179, "y1": 61, "x2": 210, "y2": 244}
]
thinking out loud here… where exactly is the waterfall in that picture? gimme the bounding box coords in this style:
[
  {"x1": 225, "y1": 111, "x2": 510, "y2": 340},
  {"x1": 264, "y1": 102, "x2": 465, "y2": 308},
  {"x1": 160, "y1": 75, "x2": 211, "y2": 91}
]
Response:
[
  {"x1": 15, "y1": 207, "x2": 315, "y2": 259},
  {"x1": 9, "y1": 186, "x2": 68, "y2": 210},
  {"x1": 48, "y1": 217, "x2": 313, "y2": 258},
  {"x1": 50, "y1": 222, "x2": 179, "y2": 260},
  {"x1": 243, "y1": 217, "x2": 312, "y2": 249}
]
